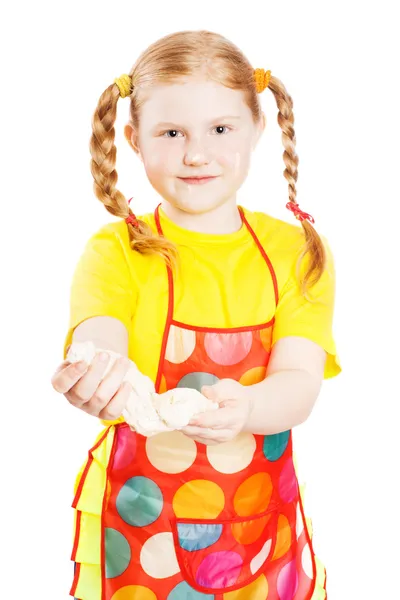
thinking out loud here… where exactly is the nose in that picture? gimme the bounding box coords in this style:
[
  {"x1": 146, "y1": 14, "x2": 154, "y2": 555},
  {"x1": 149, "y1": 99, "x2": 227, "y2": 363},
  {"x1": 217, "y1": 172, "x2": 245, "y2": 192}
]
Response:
[{"x1": 183, "y1": 137, "x2": 212, "y2": 166}]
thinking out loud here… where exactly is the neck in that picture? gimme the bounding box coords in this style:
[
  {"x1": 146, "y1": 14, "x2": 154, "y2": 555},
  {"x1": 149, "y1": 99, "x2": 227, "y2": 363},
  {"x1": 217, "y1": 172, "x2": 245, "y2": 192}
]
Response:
[{"x1": 160, "y1": 199, "x2": 242, "y2": 234}]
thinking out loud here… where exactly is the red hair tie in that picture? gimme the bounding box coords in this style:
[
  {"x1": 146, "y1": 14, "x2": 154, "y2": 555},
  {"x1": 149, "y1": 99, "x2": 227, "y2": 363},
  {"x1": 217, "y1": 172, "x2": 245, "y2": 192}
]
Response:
[
  {"x1": 125, "y1": 197, "x2": 139, "y2": 227},
  {"x1": 286, "y1": 201, "x2": 315, "y2": 224}
]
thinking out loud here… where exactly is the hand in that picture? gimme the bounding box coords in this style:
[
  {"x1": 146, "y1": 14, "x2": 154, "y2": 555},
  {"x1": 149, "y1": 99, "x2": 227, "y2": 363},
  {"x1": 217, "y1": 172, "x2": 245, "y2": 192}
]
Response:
[
  {"x1": 50, "y1": 352, "x2": 132, "y2": 420},
  {"x1": 181, "y1": 379, "x2": 253, "y2": 445}
]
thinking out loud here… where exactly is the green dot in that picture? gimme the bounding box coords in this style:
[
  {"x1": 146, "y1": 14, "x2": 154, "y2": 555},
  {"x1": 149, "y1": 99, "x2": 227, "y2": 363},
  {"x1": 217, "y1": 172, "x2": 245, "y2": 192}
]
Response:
[
  {"x1": 116, "y1": 476, "x2": 163, "y2": 527},
  {"x1": 105, "y1": 528, "x2": 131, "y2": 578},
  {"x1": 263, "y1": 430, "x2": 290, "y2": 461}
]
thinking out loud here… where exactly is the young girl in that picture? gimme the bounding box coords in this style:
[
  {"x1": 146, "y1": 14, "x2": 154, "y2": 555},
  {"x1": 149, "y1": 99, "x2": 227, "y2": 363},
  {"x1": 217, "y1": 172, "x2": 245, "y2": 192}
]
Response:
[{"x1": 52, "y1": 29, "x2": 341, "y2": 600}]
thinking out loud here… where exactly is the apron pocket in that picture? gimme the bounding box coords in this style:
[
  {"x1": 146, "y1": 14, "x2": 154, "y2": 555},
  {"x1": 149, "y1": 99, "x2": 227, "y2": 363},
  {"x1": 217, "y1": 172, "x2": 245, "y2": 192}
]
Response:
[{"x1": 171, "y1": 507, "x2": 280, "y2": 594}]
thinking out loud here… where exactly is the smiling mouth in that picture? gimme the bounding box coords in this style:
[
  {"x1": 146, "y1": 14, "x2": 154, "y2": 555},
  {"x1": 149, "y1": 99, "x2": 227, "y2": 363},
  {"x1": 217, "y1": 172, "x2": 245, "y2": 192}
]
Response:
[{"x1": 178, "y1": 176, "x2": 219, "y2": 184}]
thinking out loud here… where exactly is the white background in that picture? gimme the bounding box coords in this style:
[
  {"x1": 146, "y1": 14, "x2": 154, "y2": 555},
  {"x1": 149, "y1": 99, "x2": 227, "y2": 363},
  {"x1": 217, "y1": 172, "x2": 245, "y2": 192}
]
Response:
[{"x1": 1, "y1": 1, "x2": 399, "y2": 598}]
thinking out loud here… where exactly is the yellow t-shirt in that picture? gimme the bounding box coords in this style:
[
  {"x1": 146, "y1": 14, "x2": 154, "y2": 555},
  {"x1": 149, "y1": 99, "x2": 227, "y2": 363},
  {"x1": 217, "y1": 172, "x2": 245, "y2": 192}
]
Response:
[{"x1": 63, "y1": 205, "x2": 341, "y2": 385}]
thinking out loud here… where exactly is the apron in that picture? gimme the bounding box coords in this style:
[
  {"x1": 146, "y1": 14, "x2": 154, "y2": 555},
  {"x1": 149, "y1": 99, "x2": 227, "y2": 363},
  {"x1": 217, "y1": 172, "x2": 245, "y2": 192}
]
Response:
[{"x1": 71, "y1": 205, "x2": 324, "y2": 600}]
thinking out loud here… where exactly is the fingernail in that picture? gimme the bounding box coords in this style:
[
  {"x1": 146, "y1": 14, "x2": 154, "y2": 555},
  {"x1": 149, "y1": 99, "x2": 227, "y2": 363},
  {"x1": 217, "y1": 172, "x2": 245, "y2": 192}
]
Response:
[{"x1": 99, "y1": 352, "x2": 109, "y2": 362}]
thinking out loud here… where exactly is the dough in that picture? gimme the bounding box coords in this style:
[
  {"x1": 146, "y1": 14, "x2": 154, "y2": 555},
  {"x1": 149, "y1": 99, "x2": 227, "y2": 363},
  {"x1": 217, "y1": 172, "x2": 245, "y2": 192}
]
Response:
[{"x1": 66, "y1": 341, "x2": 219, "y2": 436}]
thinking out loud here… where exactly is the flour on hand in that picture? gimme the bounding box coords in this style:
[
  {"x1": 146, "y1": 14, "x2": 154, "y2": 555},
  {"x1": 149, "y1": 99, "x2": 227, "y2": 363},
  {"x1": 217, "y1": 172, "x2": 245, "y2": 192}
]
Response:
[{"x1": 66, "y1": 341, "x2": 219, "y2": 436}]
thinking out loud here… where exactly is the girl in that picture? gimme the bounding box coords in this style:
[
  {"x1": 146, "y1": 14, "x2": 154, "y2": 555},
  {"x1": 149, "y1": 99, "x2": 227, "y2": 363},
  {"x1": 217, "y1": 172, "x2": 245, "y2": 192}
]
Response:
[{"x1": 52, "y1": 29, "x2": 341, "y2": 600}]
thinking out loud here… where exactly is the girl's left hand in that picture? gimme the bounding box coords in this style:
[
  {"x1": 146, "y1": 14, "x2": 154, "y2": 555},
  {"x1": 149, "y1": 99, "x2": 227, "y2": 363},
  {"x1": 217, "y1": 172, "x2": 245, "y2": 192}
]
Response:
[{"x1": 181, "y1": 379, "x2": 253, "y2": 445}]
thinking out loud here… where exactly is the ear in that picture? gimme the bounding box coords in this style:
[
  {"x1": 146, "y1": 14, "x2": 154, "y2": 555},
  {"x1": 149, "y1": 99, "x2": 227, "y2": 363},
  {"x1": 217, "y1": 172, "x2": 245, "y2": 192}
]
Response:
[{"x1": 124, "y1": 123, "x2": 143, "y2": 161}]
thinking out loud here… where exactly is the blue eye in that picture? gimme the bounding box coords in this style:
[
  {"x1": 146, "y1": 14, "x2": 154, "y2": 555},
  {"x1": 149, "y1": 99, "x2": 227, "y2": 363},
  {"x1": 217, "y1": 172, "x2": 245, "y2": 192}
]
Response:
[{"x1": 161, "y1": 126, "x2": 231, "y2": 138}]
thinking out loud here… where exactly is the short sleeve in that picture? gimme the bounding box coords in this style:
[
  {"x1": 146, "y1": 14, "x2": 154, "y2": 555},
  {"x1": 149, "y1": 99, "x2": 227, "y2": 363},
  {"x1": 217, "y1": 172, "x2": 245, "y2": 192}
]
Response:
[
  {"x1": 62, "y1": 225, "x2": 135, "y2": 360},
  {"x1": 272, "y1": 235, "x2": 341, "y2": 379}
]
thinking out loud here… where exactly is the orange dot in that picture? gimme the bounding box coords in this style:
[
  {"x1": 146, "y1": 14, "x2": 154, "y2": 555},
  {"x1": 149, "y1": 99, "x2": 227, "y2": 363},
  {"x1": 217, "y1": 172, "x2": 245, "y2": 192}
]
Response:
[
  {"x1": 158, "y1": 375, "x2": 167, "y2": 393},
  {"x1": 111, "y1": 586, "x2": 157, "y2": 600},
  {"x1": 272, "y1": 514, "x2": 291, "y2": 560},
  {"x1": 239, "y1": 366, "x2": 267, "y2": 386},
  {"x1": 223, "y1": 574, "x2": 268, "y2": 599},
  {"x1": 173, "y1": 480, "x2": 225, "y2": 518},
  {"x1": 260, "y1": 327, "x2": 272, "y2": 352},
  {"x1": 231, "y1": 513, "x2": 272, "y2": 545},
  {"x1": 234, "y1": 473, "x2": 273, "y2": 517}
]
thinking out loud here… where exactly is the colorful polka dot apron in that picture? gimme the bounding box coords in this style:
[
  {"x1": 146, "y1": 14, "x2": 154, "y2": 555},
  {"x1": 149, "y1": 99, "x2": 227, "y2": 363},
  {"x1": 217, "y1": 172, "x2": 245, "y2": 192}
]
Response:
[{"x1": 70, "y1": 206, "x2": 327, "y2": 600}]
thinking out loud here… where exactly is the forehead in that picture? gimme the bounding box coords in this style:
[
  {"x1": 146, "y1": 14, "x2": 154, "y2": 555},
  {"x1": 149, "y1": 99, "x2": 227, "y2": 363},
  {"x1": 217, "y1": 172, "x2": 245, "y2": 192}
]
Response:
[{"x1": 139, "y1": 79, "x2": 251, "y2": 125}]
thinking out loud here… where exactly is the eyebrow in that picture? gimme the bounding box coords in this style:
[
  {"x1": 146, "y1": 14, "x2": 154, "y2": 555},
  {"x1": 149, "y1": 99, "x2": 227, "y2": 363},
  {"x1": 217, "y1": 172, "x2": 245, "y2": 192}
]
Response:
[{"x1": 153, "y1": 115, "x2": 242, "y2": 128}]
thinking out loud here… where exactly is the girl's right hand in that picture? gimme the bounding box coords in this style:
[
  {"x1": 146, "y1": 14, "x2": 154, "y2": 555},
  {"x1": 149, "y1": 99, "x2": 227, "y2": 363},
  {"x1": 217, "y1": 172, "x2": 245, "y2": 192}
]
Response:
[{"x1": 50, "y1": 352, "x2": 132, "y2": 420}]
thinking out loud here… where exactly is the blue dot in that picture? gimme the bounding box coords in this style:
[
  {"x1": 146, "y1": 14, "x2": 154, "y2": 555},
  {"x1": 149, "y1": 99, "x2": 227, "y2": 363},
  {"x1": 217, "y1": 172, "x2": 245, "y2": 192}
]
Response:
[
  {"x1": 177, "y1": 372, "x2": 219, "y2": 392},
  {"x1": 263, "y1": 430, "x2": 290, "y2": 461},
  {"x1": 178, "y1": 523, "x2": 223, "y2": 551},
  {"x1": 105, "y1": 528, "x2": 131, "y2": 578},
  {"x1": 167, "y1": 581, "x2": 215, "y2": 599},
  {"x1": 116, "y1": 476, "x2": 163, "y2": 526}
]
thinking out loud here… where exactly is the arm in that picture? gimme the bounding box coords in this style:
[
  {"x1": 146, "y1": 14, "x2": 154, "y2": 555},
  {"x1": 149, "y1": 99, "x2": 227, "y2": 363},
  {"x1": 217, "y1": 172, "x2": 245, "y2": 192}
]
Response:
[
  {"x1": 68, "y1": 316, "x2": 129, "y2": 357},
  {"x1": 243, "y1": 335, "x2": 327, "y2": 435}
]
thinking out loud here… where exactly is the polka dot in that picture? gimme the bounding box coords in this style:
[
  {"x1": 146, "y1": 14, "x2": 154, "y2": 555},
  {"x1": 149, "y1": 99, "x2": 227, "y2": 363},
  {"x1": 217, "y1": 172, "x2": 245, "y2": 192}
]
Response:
[
  {"x1": 110, "y1": 585, "x2": 157, "y2": 600},
  {"x1": 277, "y1": 559, "x2": 299, "y2": 600},
  {"x1": 112, "y1": 426, "x2": 137, "y2": 470},
  {"x1": 272, "y1": 514, "x2": 291, "y2": 560},
  {"x1": 260, "y1": 327, "x2": 272, "y2": 352},
  {"x1": 146, "y1": 431, "x2": 197, "y2": 474},
  {"x1": 223, "y1": 574, "x2": 268, "y2": 599},
  {"x1": 159, "y1": 374, "x2": 167, "y2": 393},
  {"x1": 279, "y1": 459, "x2": 298, "y2": 503},
  {"x1": 232, "y1": 513, "x2": 271, "y2": 545},
  {"x1": 234, "y1": 473, "x2": 273, "y2": 517},
  {"x1": 105, "y1": 528, "x2": 131, "y2": 578},
  {"x1": 173, "y1": 480, "x2": 225, "y2": 518},
  {"x1": 177, "y1": 372, "x2": 219, "y2": 392},
  {"x1": 250, "y1": 538, "x2": 273, "y2": 574},
  {"x1": 204, "y1": 332, "x2": 252, "y2": 366},
  {"x1": 140, "y1": 532, "x2": 180, "y2": 579},
  {"x1": 166, "y1": 326, "x2": 196, "y2": 363},
  {"x1": 263, "y1": 430, "x2": 290, "y2": 461},
  {"x1": 301, "y1": 543, "x2": 314, "y2": 579},
  {"x1": 239, "y1": 366, "x2": 267, "y2": 386},
  {"x1": 196, "y1": 551, "x2": 242, "y2": 588},
  {"x1": 178, "y1": 523, "x2": 222, "y2": 551},
  {"x1": 206, "y1": 433, "x2": 256, "y2": 474},
  {"x1": 116, "y1": 476, "x2": 163, "y2": 526},
  {"x1": 168, "y1": 581, "x2": 214, "y2": 599}
]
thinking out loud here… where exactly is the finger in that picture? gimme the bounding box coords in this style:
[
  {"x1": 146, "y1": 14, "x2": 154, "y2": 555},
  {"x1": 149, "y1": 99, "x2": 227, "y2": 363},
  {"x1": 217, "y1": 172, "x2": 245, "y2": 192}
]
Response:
[
  {"x1": 51, "y1": 360, "x2": 90, "y2": 394},
  {"x1": 97, "y1": 381, "x2": 132, "y2": 421},
  {"x1": 181, "y1": 425, "x2": 233, "y2": 439},
  {"x1": 188, "y1": 407, "x2": 236, "y2": 429},
  {"x1": 75, "y1": 355, "x2": 131, "y2": 412}
]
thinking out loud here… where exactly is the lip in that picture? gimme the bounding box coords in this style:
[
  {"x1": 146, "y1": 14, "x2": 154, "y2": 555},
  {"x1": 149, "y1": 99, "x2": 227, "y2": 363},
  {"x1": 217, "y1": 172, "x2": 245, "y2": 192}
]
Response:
[{"x1": 178, "y1": 176, "x2": 219, "y2": 184}]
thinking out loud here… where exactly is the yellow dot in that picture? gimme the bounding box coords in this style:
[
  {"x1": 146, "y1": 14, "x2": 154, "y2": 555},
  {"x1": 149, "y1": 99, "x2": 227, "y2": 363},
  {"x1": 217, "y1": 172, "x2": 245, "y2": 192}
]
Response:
[
  {"x1": 260, "y1": 327, "x2": 272, "y2": 352},
  {"x1": 272, "y1": 514, "x2": 291, "y2": 560},
  {"x1": 239, "y1": 366, "x2": 267, "y2": 386},
  {"x1": 223, "y1": 574, "x2": 268, "y2": 599},
  {"x1": 173, "y1": 480, "x2": 225, "y2": 518},
  {"x1": 111, "y1": 585, "x2": 157, "y2": 600},
  {"x1": 146, "y1": 431, "x2": 197, "y2": 474},
  {"x1": 206, "y1": 433, "x2": 256, "y2": 474},
  {"x1": 234, "y1": 473, "x2": 273, "y2": 517},
  {"x1": 165, "y1": 325, "x2": 196, "y2": 364}
]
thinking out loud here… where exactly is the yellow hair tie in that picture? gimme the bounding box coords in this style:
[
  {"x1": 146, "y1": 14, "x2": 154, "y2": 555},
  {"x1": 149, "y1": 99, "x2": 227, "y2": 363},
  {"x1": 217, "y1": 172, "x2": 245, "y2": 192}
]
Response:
[
  {"x1": 114, "y1": 70, "x2": 270, "y2": 97},
  {"x1": 253, "y1": 68, "x2": 271, "y2": 93},
  {"x1": 114, "y1": 73, "x2": 132, "y2": 98}
]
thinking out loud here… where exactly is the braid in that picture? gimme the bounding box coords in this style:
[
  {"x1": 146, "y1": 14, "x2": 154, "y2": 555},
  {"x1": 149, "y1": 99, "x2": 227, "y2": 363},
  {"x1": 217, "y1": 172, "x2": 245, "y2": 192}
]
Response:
[
  {"x1": 89, "y1": 82, "x2": 177, "y2": 267},
  {"x1": 267, "y1": 75, "x2": 327, "y2": 298}
]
